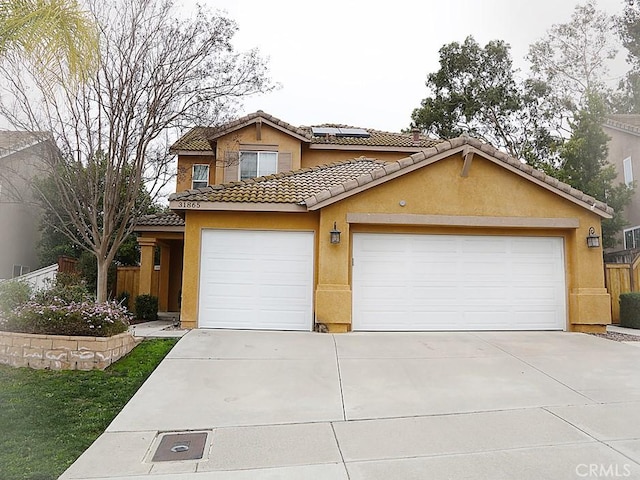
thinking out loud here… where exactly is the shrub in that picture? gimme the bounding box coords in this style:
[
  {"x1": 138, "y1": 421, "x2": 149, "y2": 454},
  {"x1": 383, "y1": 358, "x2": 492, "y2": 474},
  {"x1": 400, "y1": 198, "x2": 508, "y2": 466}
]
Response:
[
  {"x1": 0, "y1": 280, "x2": 33, "y2": 315},
  {"x1": 33, "y1": 274, "x2": 93, "y2": 305},
  {"x1": 117, "y1": 291, "x2": 131, "y2": 310},
  {"x1": 135, "y1": 294, "x2": 158, "y2": 321},
  {"x1": 620, "y1": 292, "x2": 640, "y2": 329},
  {"x1": 1, "y1": 299, "x2": 130, "y2": 337}
]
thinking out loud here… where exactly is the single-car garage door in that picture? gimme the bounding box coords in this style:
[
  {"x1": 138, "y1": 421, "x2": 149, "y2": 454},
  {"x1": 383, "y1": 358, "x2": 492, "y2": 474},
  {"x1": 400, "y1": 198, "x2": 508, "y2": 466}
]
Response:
[
  {"x1": 199, "y1": 230, "x2": 314, "y2": 330},
  {"x1": 352, "y1": 233, "x2": 566, "y2": 331}
]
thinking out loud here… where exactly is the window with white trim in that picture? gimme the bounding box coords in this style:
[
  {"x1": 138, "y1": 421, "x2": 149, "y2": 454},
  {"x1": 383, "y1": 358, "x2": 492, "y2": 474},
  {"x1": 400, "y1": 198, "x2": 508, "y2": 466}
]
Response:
[
  {"x1": 624, "y1": 157, "x2": 634, "y2": 185},
  {"x1": 12, "y1": 265, "x2": 30, "y2": 278},
  {"x1": 240, "y1": 151, "x2": 277, "y2": 180},
  {"x1": 192, "y1": 164, "x2": 209, "y2": 189},
  {"x1": 624, "y1": 225, "x2": 640, "y2": 249}
]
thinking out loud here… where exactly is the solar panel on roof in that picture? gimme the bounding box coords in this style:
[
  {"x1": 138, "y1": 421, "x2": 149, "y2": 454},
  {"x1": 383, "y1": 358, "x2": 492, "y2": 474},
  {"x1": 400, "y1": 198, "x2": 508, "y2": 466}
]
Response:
[
  {"x1": 311, "y1": 127, "x2": 340, "y2": 136},
  {"x1": 336, "y1": 128, "x2": 370, "y2": 138}
]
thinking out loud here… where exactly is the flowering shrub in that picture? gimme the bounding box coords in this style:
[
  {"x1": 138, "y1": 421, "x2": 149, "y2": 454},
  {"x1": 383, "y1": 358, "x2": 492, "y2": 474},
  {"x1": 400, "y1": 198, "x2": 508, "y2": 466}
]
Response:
[{"x1": 1, "y1": 299, "x2": 130, "y2": 337}]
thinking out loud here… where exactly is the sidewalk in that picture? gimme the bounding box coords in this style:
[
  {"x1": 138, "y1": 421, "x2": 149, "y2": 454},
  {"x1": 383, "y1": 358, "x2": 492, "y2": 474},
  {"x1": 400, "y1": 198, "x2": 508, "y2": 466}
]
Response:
[{"x1": 129, "y1": 320, "x2": 188, "y2": 339}]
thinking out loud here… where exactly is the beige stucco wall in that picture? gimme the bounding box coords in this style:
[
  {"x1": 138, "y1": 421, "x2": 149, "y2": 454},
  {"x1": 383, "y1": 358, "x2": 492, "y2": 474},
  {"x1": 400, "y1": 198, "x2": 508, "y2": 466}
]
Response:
[
  {"x1": 178, "y1": 152, "x2": 610, "y2": 333},
  {"x1": 176, "y1": 154, "x2": 216, "y2": 192},
  {"x1": 0, "y1": 143, "x2": 46, "y2": 279},
  {"x1": 213, "y1": 124, "x2": 302, "y2": 184},
  {"x1": 603, "y1": 125, "x2": 640, "y2": 248},
  {"x1": 300, "y1": 147, "x2": 418, "y2": 168}
]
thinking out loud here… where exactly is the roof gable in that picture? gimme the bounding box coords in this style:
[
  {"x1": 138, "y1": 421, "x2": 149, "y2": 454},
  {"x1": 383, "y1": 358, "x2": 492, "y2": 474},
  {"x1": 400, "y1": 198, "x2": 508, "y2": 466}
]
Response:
[{"x1": 170, "y1": 136, "x2": 612, "y2": 219}]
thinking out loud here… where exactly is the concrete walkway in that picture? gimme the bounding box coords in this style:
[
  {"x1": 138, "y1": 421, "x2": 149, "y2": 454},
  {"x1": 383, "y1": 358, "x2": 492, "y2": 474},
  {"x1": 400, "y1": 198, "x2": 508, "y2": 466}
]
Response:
[{"x1": 60, "y1": 330, "x2": 640, "y2": 480}]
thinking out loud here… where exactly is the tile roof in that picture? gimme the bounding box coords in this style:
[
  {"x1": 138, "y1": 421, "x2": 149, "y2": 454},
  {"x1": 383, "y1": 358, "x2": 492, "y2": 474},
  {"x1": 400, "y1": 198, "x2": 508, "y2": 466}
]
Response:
[
  {"x1": 169, "y1": 127, "x2": 216, "y2": 152},
  {"x1": 300, "y1": 124, "x2": 438, "y2": 148},
  {"x1": 0, "y1": 131, "x2": 49, "y2": 158},
  {"x1": 170, "y1": 136, "x2": 613, "y2": 218},
  {"x1": 169, "y1": 158, "x2": 386, "y2": 204},
  {"x1": 136, "y1": 212, "x2": 184, "y2": 227},
  {"x1": 604, "y1": 114, "x2": 640, "y2": 135},
  {"x1": 169, "y1": 111, "x2": 439, "y2": 151}
]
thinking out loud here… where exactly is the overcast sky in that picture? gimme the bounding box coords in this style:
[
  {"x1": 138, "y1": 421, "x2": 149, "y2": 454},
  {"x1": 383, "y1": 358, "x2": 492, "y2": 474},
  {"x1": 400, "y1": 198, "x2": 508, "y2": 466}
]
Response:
[{"x1": 183, "y1": 0, "x2": 631, "y2": 132}]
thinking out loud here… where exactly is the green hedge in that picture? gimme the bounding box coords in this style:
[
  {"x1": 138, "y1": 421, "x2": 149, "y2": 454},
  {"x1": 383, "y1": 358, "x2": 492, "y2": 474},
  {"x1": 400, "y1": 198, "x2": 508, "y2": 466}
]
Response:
[
  {"x1": 135, "y1": 294, "x2": 158, "y2": 321},
  {"x1": 620, "y1": 292, "x2": 640, "y2": 329}
]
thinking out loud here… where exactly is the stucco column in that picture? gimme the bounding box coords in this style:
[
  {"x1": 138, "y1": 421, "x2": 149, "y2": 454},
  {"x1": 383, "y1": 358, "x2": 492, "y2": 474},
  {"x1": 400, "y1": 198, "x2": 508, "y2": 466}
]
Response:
[
  {"x1": 568, "y1": 225, "x2": 611, "y2": 333},
  {"x1": 138, "y1": 237, "x2": 156, "y2": 296},
  {"x1": 315, "y1": 210, "x2": 352, "y2": 333},
  {"x1": 158, "y1": 242, "x2": 171, "y2": 312}
]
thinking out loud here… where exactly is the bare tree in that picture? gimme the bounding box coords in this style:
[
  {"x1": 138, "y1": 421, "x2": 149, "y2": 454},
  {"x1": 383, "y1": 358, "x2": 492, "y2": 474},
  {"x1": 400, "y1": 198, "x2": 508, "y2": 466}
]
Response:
[
  {"x1": 0, "y1": 0, "x2": 273, "y2": 301},
  {"x1": 527, "y1": 1, "x2": 619, "y2": 110}
]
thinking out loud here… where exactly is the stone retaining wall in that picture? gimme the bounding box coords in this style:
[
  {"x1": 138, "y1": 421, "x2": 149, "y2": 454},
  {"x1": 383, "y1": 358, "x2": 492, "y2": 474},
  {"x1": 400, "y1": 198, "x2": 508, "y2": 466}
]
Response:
[{"x1": 0, "y1": 331, "x2": 140, "y2": 370}]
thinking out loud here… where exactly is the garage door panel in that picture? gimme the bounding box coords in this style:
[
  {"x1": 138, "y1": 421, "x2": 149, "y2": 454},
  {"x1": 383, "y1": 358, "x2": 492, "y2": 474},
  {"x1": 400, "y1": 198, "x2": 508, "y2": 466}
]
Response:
[
  {"x1": 199, "y1": 230, "x2": 313, "y2": 331},
  {"x1": 353, "y1": 233, "x2": 566, "y2": 331}
]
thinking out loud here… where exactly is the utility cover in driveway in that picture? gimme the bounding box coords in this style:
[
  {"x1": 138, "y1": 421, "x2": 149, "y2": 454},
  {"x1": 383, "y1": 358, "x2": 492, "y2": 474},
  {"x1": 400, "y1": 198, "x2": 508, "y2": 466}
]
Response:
[
  {"x1": 198, "y1": 229, "x2": 314, "y2": 331},
  {"x1": 151, "y1": 432, "x2": 207, "y2": 462},
  {"x1": 352, "y1": 233, "x2": 566, "y2": 331}
]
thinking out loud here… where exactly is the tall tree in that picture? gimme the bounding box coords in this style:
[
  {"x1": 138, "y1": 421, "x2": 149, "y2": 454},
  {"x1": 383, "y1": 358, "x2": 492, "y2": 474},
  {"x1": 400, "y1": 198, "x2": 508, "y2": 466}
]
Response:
[
  {"x1": 527, "y1": 0, "x2": 618, "y2": 111},
  {"x1": 0, "y1": 0, "x2": 98, "y2": 81},
  {"x1": 411, "y1": 36, "x2": 563, "y2": 166},
  {"x1": 615, "y1": 0, "x2": 640, "y2": 112},
  {"x1": 0, "y1": 0, "x2": 273, "y2": 301},
  {"x1": 558, "y1": 93, "x2": 633, "y2": 247}
]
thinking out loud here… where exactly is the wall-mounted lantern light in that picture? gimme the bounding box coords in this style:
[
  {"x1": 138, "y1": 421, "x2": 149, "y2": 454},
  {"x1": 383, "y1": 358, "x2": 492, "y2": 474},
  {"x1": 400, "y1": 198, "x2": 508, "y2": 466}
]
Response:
[
  {"x1": 586, "y1": 226, "x2": 600, "y2": 248},
  {"x1": 330, "y1": 222, "x2": 341, "y2": 244}
]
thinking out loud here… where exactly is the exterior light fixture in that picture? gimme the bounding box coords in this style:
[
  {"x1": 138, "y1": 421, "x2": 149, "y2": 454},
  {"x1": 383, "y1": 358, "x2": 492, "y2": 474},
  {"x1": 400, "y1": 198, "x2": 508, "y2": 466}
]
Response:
[
  {"x1": 586, "y1": 227, "x2": 600, "y2": 248},
  {"x1": 330, "y1": 222, "x2": 341, "y2": 244}
]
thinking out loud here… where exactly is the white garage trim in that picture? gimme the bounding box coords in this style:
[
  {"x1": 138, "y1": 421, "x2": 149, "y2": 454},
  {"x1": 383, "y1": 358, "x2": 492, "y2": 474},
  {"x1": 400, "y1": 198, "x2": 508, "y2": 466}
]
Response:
[
  {"x1": 352, "y1": 233, "x2": 566, "y2": 331},
  {"x1": 198, "y1": 229, "x2": 314, "y2": 331}
]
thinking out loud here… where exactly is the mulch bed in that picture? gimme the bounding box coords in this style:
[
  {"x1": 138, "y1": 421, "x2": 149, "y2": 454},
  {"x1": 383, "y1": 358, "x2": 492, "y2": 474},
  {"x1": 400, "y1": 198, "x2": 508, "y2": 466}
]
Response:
[{"x1": 589, "y1": 332, "x2": 640, "y2": 342}]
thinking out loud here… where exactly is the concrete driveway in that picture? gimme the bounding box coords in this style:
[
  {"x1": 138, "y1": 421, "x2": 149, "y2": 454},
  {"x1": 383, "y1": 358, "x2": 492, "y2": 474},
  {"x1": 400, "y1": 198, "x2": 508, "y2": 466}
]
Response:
[{"x1": 61, "y1": 330, "x2": 640, "y2": 480}]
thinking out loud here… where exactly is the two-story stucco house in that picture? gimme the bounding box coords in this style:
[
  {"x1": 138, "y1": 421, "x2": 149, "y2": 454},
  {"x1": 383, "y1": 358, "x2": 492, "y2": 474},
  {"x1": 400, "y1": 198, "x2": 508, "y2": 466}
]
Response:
[
  {"x1": 135, "y1": 111, "x2": 612, "y2": 333},
  {"x1": 0, "y1": 132, "x2": 50, "y2": 280},
  {"x1": 603, "y1": 114, "x2": 640, "y2": 250}
]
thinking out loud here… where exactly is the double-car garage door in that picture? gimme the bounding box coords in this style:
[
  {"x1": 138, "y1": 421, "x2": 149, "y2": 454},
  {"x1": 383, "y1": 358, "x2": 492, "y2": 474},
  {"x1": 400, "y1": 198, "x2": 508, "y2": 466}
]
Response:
[{"x1": 198, "y1": 230, "x2": 567, "y2": 331}]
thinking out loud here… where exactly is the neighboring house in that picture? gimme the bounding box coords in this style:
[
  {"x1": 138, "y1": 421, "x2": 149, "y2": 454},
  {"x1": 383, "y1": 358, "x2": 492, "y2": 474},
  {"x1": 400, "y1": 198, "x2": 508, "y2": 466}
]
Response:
[
  {"x1": 136, "y1": 111, "x2": 612, "y2": 333},
  {"x1": 603, "y1": 114, "x2": 640, "y2": 250},
  {"x1": 0, "y1": 132, "x2": 49, "y2": 281}
]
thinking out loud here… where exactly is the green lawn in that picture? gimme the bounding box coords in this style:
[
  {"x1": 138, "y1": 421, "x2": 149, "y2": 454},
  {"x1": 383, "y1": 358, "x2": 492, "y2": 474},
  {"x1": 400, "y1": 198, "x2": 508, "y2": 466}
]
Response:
[{"x1": 0, "y1": 338, "x2": 178, "y2": 480}]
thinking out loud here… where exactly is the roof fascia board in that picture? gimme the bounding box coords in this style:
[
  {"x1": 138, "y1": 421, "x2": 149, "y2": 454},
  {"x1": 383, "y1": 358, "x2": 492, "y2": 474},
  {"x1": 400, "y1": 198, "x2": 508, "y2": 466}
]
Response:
[
  {"x1": 602, "y1": 122, "x2": 640, "y2": 137},
  {"x1": 169, "y1": 200, "x2": 307, "y2": 212},
  {"x1": 346, "y1": 213, "x2": 580, "y2": 229},
  {"x1": 174, "y1": 150, "x2": 215, "y2": 156},
  {"x1": 133, "y1": 225, "x2": 185, "y2": 233}
]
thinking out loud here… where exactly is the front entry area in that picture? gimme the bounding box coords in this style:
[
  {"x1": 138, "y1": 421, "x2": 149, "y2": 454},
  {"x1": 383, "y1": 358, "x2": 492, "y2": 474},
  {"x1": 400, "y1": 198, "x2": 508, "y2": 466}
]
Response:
[
  {"x1": 198, "y1": 229, "x2": 314, "y2": 331},
  {"x1": 352, "y1": 233, "x2": 567, "y2": 331}
]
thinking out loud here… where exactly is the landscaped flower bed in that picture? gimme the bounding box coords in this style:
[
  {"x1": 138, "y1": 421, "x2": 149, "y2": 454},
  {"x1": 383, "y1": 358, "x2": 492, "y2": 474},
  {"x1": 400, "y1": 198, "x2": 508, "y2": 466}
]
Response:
[{"x1": 0, "y1": 273, "x2": 137, "y2": 370}]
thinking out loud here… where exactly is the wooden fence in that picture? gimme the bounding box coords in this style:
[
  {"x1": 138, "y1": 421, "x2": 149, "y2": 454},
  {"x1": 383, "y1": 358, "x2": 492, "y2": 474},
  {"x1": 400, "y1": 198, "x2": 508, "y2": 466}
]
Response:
[
  {"x1": 116, "y1": 266, "x2": 159, "y2": 311},
  {"x1": 604, "y1": 253, "x2": 640, "y2": 323}
]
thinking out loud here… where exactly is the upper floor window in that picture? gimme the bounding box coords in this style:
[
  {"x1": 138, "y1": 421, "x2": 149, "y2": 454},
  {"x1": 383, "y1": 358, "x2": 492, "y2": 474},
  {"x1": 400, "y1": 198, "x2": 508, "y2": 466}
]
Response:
[
  {"x1": 192, "y1": 164, "x2": 209, "y2": 189},
  {"x1": 12, "y1": 264, "x2": 30, "y2": 278},
  {"x1": 624, "y1": 225, "x2": 640, "y2": 250},
  {"x1": 240, "y1": 151, "x2": 277, "y2": 180},
  {"x1": 624, "y1": 157, "x2": 634, "y2": 186}
]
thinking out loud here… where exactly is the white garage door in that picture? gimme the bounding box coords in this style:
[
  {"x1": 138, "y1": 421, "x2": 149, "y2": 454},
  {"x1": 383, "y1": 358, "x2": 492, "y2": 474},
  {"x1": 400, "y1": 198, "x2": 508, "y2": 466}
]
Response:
[
  {"x1": 199, "y1": 230, "x2": 314, "y2": 331},
  {"x1": 353, "y1": 233, "x2": 566, "y2": 331}
]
